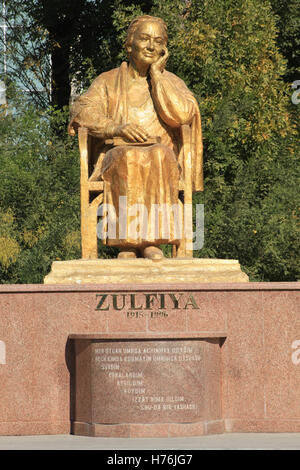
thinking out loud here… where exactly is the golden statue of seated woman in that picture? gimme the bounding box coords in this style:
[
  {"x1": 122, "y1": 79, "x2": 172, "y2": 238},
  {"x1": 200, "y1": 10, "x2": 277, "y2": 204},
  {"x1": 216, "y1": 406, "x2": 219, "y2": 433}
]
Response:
[{"x1": 68, "y1": 15, "x2": 203, "y2": 261}]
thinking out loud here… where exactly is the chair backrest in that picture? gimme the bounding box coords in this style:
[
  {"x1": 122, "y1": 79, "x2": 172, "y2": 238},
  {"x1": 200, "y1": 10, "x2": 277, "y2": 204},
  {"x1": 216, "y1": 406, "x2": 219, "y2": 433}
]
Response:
[{"x1": 78, "y1": 127, "x2": 104, "y2": 259}]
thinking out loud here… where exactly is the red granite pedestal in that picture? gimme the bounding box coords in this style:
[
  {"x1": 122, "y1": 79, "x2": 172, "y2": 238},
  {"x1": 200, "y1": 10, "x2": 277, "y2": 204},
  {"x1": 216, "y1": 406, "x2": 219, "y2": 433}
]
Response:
[{"x1": 0, "y1": 282, "x2": 299, "y2": 436}]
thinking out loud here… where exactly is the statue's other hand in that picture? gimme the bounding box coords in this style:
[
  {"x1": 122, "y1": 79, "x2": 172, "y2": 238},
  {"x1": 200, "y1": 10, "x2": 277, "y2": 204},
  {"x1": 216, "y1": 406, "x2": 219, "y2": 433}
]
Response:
[
  {"x1": 67, "y1": 121, "x2": 78, "y2": 136},
  {"x1": 115, "y1": 123, "x2": 149, "y2": 143},
  {"x1": 150, "y1": 47, "x2": 169, "y2": 77}
]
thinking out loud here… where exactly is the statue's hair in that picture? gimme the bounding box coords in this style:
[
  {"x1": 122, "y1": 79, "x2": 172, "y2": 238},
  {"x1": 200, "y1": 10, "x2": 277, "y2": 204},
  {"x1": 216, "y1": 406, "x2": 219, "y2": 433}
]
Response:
[{"x1": 125, "y1": 15, "x2": 168, "y2": 50}]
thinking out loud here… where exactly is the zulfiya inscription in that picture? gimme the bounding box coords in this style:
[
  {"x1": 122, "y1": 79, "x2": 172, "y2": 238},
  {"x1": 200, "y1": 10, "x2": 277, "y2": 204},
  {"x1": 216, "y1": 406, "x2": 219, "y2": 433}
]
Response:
[{"x1": 95, "y1": 292, "x2": 200, "y2": 311}]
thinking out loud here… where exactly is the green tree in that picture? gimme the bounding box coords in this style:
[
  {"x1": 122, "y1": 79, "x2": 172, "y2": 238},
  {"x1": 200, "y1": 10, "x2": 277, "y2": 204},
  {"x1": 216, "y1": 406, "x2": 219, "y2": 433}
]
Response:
[
  {"x1": 112, "y1": 0, "x2": 300, "y2": 281},
  {"x1": 0, "y1": 0, "x2": 299, "y2": 282},
  {"x1": 0, "y1": 87, "x2": 81, "y2": 283},
  {"x1": 0, "y1": 0, "x2": 155, "y2": 109},
  {"x1": 270, "y1": 0, "x2": 300, "y2": 83}
]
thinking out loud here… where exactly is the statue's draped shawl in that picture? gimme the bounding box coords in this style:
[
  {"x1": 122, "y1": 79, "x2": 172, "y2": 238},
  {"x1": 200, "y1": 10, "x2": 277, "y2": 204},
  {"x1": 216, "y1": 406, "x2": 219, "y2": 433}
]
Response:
[{"x1": 70, "y1": 62, "x2": 203, "y2": 192}]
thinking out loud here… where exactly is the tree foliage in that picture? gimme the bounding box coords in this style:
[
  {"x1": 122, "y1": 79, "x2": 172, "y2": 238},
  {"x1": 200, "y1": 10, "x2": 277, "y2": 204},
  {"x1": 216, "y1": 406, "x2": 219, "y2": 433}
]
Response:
[
  {"x1": 0, "y1": 0, "x2": 155, "y2": 108},
  {"x1": 110, "y1": 0, "x2": 300, "y2": 281},
  {"x1": 270, "y1": 0, "x2": 300, "y2": 83},
  {"x1": 0, "y1": 88, "x2": 81, "y2": 283}
]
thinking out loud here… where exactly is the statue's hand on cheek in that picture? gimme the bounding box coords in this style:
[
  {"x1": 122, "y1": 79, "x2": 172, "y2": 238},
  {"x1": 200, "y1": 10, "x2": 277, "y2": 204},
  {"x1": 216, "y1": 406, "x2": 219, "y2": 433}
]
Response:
[{"x1": 150, "y1": 47, "x2": 169, "y2": 79}]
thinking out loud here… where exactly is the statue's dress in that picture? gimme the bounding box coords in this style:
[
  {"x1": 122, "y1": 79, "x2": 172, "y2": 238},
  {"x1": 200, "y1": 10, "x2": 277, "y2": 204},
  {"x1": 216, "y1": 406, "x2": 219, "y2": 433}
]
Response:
[{"x1": 69, "y1": 62, "x2": 203, "y2": 248}]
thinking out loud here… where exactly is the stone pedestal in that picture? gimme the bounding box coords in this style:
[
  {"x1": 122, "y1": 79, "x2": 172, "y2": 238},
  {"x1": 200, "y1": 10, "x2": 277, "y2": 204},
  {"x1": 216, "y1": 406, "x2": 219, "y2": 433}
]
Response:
[
  {"x1": 44, "y1": 257, "x2": 247, "y2": 436},
  {"x1": 71, "y1": 335, "x2": 224, "y2": 437},
  {"x1": 0, "y1": 282, "x2": 299, "y2": 436},
  {"x1": 44, "y1": 258, "x2": 249, "y2": 284}
]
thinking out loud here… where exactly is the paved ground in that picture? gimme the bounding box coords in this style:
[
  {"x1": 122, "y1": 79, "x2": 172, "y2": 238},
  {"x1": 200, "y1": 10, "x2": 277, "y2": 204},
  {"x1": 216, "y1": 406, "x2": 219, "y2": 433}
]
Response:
[{"x1": 0, "y1": 433, "x2": 299, "y2": 450}]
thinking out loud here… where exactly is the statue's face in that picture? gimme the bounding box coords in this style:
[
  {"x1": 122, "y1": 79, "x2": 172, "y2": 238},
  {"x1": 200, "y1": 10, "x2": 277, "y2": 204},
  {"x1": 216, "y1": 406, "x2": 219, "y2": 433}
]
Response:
[{"x1": 128, "y1": 21, "x2": 166, "y2": 67}]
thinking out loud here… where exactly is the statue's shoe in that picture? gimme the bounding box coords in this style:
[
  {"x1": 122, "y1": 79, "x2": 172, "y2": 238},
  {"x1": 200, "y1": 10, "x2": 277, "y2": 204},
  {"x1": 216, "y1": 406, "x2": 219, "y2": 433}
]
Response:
[
  {"x1": 117, "y1": 249, "x2": 138, "y2": 259},
  {"x1": 143, "y1": 246, "x2": 164, "y2": 261}
]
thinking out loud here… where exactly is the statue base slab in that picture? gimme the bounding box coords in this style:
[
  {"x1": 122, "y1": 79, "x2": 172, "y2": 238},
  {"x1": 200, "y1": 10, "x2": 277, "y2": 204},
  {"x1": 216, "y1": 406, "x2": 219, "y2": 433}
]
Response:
[{"x1": 44, "y1": 258, "x2": 249, "y2": 284}]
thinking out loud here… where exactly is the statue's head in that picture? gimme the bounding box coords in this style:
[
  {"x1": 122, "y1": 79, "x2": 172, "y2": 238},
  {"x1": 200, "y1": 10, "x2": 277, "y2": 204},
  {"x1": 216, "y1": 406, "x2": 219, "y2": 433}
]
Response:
[{"x1": 125, "y1": 15, "x2": 168, "y2": 67}]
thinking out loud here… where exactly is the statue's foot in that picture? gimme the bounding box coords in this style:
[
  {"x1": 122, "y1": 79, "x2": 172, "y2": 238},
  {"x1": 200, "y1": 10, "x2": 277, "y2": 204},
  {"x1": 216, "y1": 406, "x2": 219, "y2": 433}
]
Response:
[
  {"x1": 142, "y1": 246, "x2": 164, "y2": 261},
  {"x1": 117, "y1": 249, "x2": 137, "y2": 259}
]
